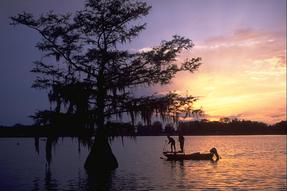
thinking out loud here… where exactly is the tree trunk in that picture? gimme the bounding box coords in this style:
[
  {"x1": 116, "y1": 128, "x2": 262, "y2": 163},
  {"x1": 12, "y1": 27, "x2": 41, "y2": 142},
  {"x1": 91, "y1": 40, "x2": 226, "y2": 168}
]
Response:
[
  {"x1": 84, "y1": 128, "x2": 118, "y2": 173},
  {"x1": 84, "y1": 53, "x2": 118, "y2": 173}
]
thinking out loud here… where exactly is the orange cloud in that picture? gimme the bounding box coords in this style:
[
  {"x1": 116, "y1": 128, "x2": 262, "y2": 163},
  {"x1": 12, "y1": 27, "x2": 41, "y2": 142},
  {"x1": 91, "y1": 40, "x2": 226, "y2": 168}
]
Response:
[{"x1": 158, "y1": 28, "x2": 286, "y2": 124}]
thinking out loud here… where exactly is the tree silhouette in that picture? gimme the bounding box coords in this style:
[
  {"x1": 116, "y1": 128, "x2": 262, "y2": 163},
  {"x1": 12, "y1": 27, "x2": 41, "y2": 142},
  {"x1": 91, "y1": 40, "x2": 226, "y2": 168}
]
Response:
[
  {"x1": 11, "y1": 0, "x2": 201, "y2": 172},
  {"x1": 164, "y1": 123, "x2": 175, "y2": 133},
  {"x1": 151, "y1": 121, "x2": 163, "y2": 135}
]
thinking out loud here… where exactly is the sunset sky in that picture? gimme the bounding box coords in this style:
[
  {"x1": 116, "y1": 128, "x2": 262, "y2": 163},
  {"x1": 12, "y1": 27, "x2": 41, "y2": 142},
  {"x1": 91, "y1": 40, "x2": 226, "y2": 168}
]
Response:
[{"x1": 0, "y1": 0, "x2": 286, "y2": 125}]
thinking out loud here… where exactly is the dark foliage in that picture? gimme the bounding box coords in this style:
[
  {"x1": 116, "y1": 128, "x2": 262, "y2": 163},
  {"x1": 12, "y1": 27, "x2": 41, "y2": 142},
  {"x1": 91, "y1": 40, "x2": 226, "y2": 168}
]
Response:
[
  {"x1": 11, "y1": 0, "x2": 202, "y2": 133},
  {"x1": 11, "y1": 0, "x2": 203, "y2": 171}
]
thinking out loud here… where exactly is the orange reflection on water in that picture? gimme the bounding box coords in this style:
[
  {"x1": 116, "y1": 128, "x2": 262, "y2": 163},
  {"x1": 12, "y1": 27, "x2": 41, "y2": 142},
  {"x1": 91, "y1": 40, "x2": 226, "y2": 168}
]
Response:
[{"x1": 161, "y1": 135, "x2": 287, "y2": 190}]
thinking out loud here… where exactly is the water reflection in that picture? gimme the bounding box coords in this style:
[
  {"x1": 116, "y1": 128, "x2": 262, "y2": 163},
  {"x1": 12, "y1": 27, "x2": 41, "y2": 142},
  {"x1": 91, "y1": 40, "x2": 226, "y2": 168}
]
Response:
[
  {"x1": 32, "y1": 177, "x2": 40, "y2": 191},
  {"x1": 37, "y1": 136, "x2": 93, "y2": 166},
  {"x1": 0, "y1": 136, "x2": 286, "y2": 191},
  {"x1": 84, "y1": 171, "x2": 113, "y2": 191},
  {"x1": 29, "y1": 159, "x2": 115, "y2": 191},
  {"x1": 44, "y1": 167, "x2": 58, "y2": 191},
  {"x1": 32, "y1": 136, "x2": 115, "y2": 191},
  {"x1": 45, "y1": 137, "x2": 53, "y2": 166},
  {"x1": 34, "y1": 137, "x2": 39, "y2": 155}
]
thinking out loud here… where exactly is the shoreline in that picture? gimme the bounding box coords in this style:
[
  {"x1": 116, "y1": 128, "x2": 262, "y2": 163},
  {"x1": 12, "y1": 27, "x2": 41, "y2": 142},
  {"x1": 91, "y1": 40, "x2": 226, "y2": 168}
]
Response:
[{"x1": 1, "y1": 133, "x2": 286, "y2": 138}]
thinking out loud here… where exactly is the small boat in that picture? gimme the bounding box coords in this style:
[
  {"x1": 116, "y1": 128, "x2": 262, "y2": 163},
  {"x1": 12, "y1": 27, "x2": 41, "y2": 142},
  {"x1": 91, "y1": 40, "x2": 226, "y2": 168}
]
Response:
[{"x1": 162, "y1": 147, "x2": 220, "y2": 161}]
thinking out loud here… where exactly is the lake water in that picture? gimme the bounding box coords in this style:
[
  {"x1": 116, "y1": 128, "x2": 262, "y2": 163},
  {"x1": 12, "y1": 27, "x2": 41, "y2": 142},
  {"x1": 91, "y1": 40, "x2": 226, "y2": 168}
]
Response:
[{"x1": 0, "y1": 135, "x2": 286, "y2": 191}]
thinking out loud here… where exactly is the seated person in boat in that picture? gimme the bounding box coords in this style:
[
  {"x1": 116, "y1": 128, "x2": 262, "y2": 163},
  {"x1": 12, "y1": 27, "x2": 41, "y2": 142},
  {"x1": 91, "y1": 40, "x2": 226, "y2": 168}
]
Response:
[
  {"x1": 167, "y1": 136, "x2": 176, "y2": 152},
  {"x1": 178, "y1": 135, "x2": 185, "y2": 153},
  {"x1": 210, "y1": 147, "x2": 220, "y2": 161}
]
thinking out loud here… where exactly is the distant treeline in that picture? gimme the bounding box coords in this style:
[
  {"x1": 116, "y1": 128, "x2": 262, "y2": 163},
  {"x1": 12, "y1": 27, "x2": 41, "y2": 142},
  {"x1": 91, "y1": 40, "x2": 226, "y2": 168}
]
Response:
[
  {"x1": 176, "y1": 119, "x2": 287, "y2": 135},
  {"x1": 136, "y1": 119, "x2": 287, "y2": 136},
  {"x1": 0, "y1": 119, "x2": 286, "y2": 137}
]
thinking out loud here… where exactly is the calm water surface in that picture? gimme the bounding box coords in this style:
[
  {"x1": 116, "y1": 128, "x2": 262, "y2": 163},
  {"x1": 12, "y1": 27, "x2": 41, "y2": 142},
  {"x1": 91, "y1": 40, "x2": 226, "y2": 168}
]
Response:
[{"x1": 0, "y1": 136, "x2": 286, "y2": 190}]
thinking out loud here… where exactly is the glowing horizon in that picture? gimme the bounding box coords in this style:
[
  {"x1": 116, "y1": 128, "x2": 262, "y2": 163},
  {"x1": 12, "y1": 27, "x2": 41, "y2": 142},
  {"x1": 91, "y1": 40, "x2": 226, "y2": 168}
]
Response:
[
  {"x1": 0, "y1": 0, "x2": 285, "y2": 125},
  {"x1": 153, "y1": 28, "x2": 286, "y2": 124}
]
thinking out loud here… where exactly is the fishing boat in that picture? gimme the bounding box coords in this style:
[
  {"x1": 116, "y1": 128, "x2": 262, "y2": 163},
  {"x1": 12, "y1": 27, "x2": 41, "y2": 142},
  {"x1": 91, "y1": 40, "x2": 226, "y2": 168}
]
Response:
[{"x1": 162, "y1": 147, "x2": 220, "y2": 161}]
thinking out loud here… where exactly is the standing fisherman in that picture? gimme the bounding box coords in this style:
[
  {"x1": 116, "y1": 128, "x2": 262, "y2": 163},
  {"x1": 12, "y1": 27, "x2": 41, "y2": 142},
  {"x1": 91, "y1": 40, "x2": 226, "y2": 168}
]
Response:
[
  {"x1": 167, "y1": 136, "x2": 176, "y2": 152},
  {"x1": 178, "y1": 135, "x2": 185, "y2": 152}
]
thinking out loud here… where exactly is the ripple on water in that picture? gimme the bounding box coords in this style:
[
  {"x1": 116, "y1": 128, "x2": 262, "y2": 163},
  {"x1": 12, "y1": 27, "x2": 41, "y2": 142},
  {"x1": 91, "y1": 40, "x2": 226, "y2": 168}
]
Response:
[{"x1": 0, "y1": 136, "x2": 286, "y2": 191}]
